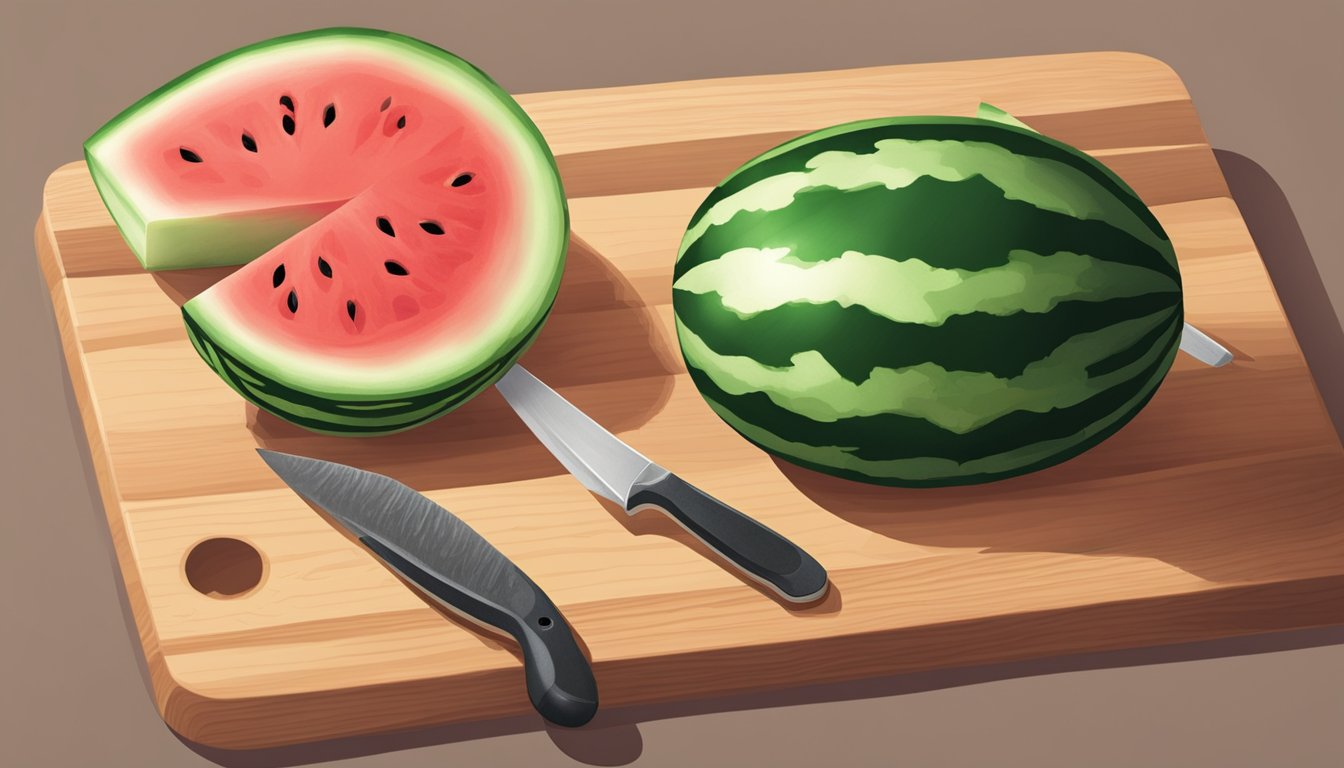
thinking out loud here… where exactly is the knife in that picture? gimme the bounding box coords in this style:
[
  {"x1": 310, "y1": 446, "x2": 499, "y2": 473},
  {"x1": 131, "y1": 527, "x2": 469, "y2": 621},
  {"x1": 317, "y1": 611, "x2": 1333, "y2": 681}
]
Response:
[
  {"x1": 1179, "y1": 322, "x2": 1233, "y2": 367},
  {"x1": 257, "y1": 449, "x2": 598, "y2": 728},
  {"x1": 494, "y1": 365, "x2": 829, "y2": 604}
]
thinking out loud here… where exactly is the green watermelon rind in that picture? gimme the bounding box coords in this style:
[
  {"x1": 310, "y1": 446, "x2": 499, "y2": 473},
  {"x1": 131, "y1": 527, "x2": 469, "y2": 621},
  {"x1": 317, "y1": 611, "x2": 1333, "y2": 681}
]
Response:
[
  {"x1": 183, "y1": 306, "x2": 545, "y2": 434},
  {"x1": 84, "y1": 152, "x2": 147, "y2": 258},
  {"x1": 673, "y1": 113, "x2": 1184, "y2": 487}
]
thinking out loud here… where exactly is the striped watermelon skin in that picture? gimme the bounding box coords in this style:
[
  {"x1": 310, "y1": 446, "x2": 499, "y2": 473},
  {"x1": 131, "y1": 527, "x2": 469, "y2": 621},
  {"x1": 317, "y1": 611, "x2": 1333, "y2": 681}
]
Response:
[
  {"x1": 673, "y1": 115, "x2": 1183, "y2": 487},
  {"x1": 182, "y1": 310, "x2": 540, "y2": 434}
]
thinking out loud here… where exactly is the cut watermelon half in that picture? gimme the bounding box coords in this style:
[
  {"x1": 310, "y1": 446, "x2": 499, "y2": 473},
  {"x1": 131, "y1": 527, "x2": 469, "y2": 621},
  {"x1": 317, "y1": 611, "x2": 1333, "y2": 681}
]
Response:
[{"x1": 87, "y1": 29, "x2": 567, "y2": 434}]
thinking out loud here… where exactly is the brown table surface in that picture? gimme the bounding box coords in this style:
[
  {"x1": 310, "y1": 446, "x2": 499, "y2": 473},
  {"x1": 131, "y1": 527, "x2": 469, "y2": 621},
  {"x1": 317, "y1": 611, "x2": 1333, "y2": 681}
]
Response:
[{"x1": 3, "y1": 1, "x2": 1341, "y2": 766}]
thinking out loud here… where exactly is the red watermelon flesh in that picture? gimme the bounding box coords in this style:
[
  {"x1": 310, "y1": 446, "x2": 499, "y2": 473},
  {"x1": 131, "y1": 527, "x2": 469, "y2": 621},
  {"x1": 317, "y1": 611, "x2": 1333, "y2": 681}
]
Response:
[
  {"x1": 198, "y1": 136, "x2": 521, "y2": 364},
  {"x1": 86, "y1": 29, "x2": 563, "y2": 271},
  {"x1": 86, "y1": 29, "x2": 569, "y2": 434}
]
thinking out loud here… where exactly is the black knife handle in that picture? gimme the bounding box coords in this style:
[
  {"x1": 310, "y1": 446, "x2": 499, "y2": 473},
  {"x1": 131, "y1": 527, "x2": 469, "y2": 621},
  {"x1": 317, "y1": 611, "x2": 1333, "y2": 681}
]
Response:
[
  {"x1": 359, "y1": 537, "x2": 598, "y2": 727},
  {"x1": 626, "y1": 468, "x2": 829, "y2": 603},
  {"x1": 515, "y1": 587, "x2": 599, "y2": 728}
]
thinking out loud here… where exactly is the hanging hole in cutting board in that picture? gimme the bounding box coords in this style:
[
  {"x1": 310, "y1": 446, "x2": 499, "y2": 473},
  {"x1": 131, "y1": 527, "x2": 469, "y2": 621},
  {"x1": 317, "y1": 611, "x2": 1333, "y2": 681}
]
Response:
[{"x1": 184, "y1": 537, "x2": 266, "y2": 598}]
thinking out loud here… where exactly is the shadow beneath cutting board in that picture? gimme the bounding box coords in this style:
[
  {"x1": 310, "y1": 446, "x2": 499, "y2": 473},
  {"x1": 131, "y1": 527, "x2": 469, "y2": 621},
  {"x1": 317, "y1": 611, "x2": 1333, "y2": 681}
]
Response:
[
  {"x1": 176, "y1": 713, "x2": 646, "y2": 768},
  {"x1": 1214, "y1": 149, "x2": 1344, "y2": 437},
  {"x1": 174, "y1": 622, "x2": 1344, "y2": 768},
  {"x1": 242, "y1": 233, "x2": 678, "y2": 490},
  {"x1": 773, "y1": 149, "x2": 1344, "y2": 586}
]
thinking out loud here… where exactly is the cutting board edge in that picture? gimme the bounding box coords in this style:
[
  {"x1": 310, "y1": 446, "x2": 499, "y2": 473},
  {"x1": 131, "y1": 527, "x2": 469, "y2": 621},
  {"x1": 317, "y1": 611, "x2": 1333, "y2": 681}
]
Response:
[
  {"x1": 34, "y1": 208, "x2": 180, "y2": 725},
  {"x1": 515, "y1": 50, "x2": 1198, "y2": 117},
  {"x1": 1210, "y1": 191, "x2": 1344, "y2": 449},
  {"x1": 152, "y1": 572, "x2": 1344, "y2": 750}
]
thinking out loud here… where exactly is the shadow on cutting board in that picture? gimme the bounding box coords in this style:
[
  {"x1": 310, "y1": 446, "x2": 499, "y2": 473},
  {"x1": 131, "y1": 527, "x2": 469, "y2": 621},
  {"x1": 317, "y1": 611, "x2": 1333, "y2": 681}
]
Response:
[
  {"x1": 775, "y1": 149, "x2": 1344, "y2": 587},
  {"x1": 234, "y1": 233, "x2": 680, "y2": 490}
]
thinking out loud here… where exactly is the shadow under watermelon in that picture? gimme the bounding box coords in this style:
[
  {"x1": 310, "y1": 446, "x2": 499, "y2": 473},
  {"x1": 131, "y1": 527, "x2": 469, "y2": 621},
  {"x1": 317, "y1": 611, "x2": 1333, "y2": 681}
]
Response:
[{"x1": 237, "y1": 233, "x2": 679, "y2": 491}]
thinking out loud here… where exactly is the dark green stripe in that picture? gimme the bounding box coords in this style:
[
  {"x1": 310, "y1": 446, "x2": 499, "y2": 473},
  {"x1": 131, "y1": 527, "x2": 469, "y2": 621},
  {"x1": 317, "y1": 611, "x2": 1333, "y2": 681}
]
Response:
[
  {"x1": 1087, "y1": 305, "x2": 1184, "y2": 378},
  {"x1": 194, "y1": 327, "x2": 510, "y2": 434},
  {"x1": 184, "y1": 311, "x2": 451, "y2": 412},
  {"x1": 688, "y1": 118, "x2": 1165, "y2": 247},
  {"x1": 182, "y1": 310, "x2": 539, "y2": 433},
  {"x1": 724, "y1": 382, "x2": 1167, "y2": 488},
  {"x1": 677, "y1": 174, "x2": 1179, "y2": 283},
  {"x1": 675, "y1": 286, "x2": 1180, "y2": 383},
  {"x1": 683, "y1": 319, "x2": 1179, "y2": 466},
  {"x1": 235, "y1": 350, "x2": 510, "y2": 434}
]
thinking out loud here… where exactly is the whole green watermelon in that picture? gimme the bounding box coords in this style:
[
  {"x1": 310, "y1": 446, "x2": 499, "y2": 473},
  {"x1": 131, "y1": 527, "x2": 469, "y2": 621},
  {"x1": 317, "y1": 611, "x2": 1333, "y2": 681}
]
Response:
[{"x1": 673, "y1": 105, "x2": 1183, "y2": 487}]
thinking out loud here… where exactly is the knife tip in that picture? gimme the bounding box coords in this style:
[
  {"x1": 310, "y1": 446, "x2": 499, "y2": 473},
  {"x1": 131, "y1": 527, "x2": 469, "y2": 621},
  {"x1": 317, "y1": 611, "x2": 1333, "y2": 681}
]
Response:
[{"x1": 255, "y1": 448, "x2": 293, "y2": 471}]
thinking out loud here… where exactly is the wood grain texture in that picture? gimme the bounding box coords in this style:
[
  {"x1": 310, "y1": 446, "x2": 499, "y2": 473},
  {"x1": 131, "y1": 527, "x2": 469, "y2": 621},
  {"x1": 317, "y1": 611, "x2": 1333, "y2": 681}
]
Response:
[{"x1": 34, "y1": 52, "x2": 1344, "y2": 749}]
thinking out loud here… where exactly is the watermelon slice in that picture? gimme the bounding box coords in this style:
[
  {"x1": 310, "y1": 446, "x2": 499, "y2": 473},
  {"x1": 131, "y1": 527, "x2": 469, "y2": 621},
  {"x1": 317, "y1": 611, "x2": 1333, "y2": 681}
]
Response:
[{"x1": 86, "y1": 29, "x2": 567, "y2": 434}]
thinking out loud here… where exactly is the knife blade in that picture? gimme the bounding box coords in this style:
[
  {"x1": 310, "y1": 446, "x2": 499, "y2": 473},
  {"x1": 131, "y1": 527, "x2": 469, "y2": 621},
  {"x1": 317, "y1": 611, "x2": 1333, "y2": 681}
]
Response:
[
  {"x1": 1179, "y1": 322, "x2": 1233, "y2": 367},
  {"x1": 256, "y1": 449, "x2": 598, "y2": 727},
  {"x1": 494, "y1": 365, "x2": 829, "y2": 604}
]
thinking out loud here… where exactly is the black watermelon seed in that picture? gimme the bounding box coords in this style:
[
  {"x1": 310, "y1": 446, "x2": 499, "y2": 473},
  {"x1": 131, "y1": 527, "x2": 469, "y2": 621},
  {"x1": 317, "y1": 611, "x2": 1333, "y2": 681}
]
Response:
[
  {"x1": 317, "y1": 257, "x2": 332, "y2": 278},
  {"x1": 376, "y1": 217, "x2": 395, "y2": 237},
  {"x1": 451, "y1": 173, "x2": 473, "y2": 187},
  {"x1": 384, "y1": 260, "x2": 408, "y2": 276},
  {"x1": 179, "y1": 147, "x2": 203, "y2": 163},
  {"x1": 323, "y1": 104, "x2": 336, "y2": 127},
  {"x1": 418, "y1": 220, "x2": 445, "y2": 235},
  {"x1": 282, "y1": 114, "x2": 295, "y2": 135},
  {"x1": 241, "y1": 132, "x2": 257, "y2": 152},
  {"x1": 286, "y1": 289, "x2": 298, "y2": 313},
  {"x1": 379, "y1": 96, "x2": 392, "y2": 112},
  {"x1": 272, "y1": 264, "x2": 285, "y2": 287},
  {"x1": 346, "y1": 300, "x2": 357, "y2": 321},
  {"x1": 279, "y1": 95, "x2": 294, "y2": 111},
  {"x1": 396, "y1": 115, "x2": 406, "y2": 129}
]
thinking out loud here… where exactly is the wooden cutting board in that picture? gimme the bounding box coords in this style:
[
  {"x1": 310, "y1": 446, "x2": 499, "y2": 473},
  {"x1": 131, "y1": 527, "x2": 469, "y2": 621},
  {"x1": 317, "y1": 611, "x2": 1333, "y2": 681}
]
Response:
[{"x1": 35, "y1": 52, "x2": 1344, "y2": 749}]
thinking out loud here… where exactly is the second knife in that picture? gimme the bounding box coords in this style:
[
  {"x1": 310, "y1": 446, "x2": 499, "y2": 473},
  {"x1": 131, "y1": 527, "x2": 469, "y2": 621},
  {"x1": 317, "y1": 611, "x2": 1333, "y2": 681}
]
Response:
[
  {"x1": 495, "y1": 365, "x2": 829, "y2": 603},
  {"x1": 257, "y1": 449, "x2": 598, "y2": 727}
]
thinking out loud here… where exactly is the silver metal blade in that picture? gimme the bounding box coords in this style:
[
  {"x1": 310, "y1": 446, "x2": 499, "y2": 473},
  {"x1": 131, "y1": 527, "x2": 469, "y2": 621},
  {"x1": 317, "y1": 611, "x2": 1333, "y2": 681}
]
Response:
[
  {"x1": 1179, "y1": 322, "x2": 1233, "y2": 367},
  {"x1": 495, "y1": 365, "x2": 654, "y2": 506},
  {"x1": 257, "y1": 449, "x2": 533, "y2": 616}
]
